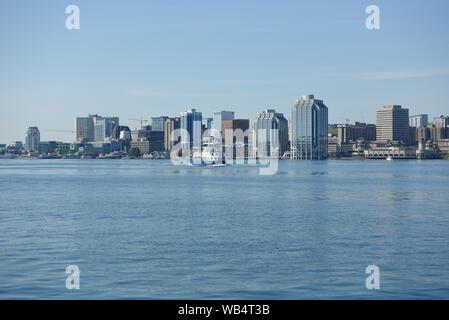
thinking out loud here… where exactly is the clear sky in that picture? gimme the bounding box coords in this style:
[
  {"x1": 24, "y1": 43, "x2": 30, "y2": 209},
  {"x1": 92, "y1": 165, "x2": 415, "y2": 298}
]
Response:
[{"x1": 1, "y1": 0, "x2": 449, "y2": 143}]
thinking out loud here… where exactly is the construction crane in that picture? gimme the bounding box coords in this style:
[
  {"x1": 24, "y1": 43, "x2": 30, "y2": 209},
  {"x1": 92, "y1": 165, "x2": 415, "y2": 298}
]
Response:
[{"x1": 128, "y1": 118, "x2": 149, "y2": 130}]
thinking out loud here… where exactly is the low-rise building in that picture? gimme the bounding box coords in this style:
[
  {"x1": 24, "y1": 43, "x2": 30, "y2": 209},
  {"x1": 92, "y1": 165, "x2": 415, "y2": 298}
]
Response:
[
  {"x1": 130, "y1": 140, "x2": 150, "y2": 155},
  {"x1": 364, "y1": 146, "x2": 417, "y2": 159},
  {"x1": 438, "y1": 139, "x2": 449, "y2": 152}
]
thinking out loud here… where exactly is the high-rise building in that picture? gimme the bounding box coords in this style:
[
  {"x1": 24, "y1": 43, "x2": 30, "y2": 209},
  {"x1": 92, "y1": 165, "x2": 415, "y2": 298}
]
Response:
[
  {"x1": 112, "y1": 126, "x2": 131, "y2": 141},
  {"x1": 94, "y1": 116, "x2": 119, "y2": 142},
  {"x1": 151, "y1": 116, "x2": 168, "y2": 132},
  {"x1": 25, "y1": 126, "x2": 40, "y2": 152},
  {"x1": 164, "y1": 117, "x2": 180, "y2": 152},
  {"x1": 75, "y1": 114, "x2": 97, "y2": 142},
  {"x1": 409, "y1": 114, "x2": 428, "y2": 128},
  {"x1": 254, "y1": 109, "x2": 289, "y2": 158},
  {"x1": 433, "y1": 115, "x2": 449, "y2": 128},
  {"x1": 417, "y1": 127, "x2": 431, "y2": 143},
  {"x1": 111, "y1": 126, "x2": 131, "y2": 152},
  {"x1": 180, "y1": 108, "x2": 202, "y2": 153},
  {"x1": 376, "y1": 105, "x2": 409, "y2": 144},
  {"x1": 291, "y1": 95, "x2": 328, "y2": 160},
  {"x1": 202, "y1": 118, "x2": 213, "y2": 130},
  {"x1": 337, "y1": 122, "x2": 376, "y2": 144},
  {"x1": 129, "y1": 124, "x2": 164, "y2": 154},
  {"x1": 212, "y1": 111, "x2": 234, "y2": 138},
  {"x1": 428, "y1": 124, "x2": 447, "y2": 142},
  {"x1": 222, "y1": 119, "x2": 251, "y2": 159}
]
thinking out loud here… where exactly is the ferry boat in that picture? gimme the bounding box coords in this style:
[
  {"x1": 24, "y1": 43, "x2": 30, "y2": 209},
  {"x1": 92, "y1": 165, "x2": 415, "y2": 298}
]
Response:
[{"x1": 188, "y1": 140, "x2": 227, "y2": 167}]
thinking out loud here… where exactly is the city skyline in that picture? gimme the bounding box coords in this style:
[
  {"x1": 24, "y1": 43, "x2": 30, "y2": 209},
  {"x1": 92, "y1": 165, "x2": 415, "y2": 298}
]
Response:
[
  {"x1": 3, "y1": 99, "x2": 448, "y2": 145},
  {"x1": 1, "y1": 0, "x2": 449, "y2": 143}
]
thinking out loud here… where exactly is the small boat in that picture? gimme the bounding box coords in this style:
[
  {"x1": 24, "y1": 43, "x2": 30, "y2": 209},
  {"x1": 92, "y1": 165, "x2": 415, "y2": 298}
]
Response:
[
  {"x1": 102, "y1": 152, "x2": 122, "y2": 159},
  {"x1": 386, "y1": 156, "x2": 393, "y2": 161}
]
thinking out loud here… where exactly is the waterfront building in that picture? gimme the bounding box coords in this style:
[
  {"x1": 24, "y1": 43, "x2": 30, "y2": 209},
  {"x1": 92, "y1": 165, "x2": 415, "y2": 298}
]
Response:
[
  {"x1": 130, "y1": 124, "x2": 164, "y2": 153},
  {"x1": 180, "y1": 108, "x2": 202, "y2": 154},
  {"x1": 25, "y1": 126, "x2": 40, "y2": 152},
  {"x1": 364, "y1": 146, "x2": 417, "y2": 159},
  {"x1": 328, "y1": 137, "x2": 354, "y2": 158},
  {"x1": 291, "y1": 95, "x2": 328, "y2": 160},
  {"x1": 353, "y1": 139, "x2": 371, "y2": 157},
  {"x1": 376, "y1": 105, "x2": 409, "y2": 144},
  {"x1": 438, "y1": 139, "x2": 449, "y2": 152},
  {"x1": 212, "y1": 111, "x2": 234, "y2": 138},
  {"x1": 254, "y1": 109, "x2": 289, "y2": 158},
  {"x1": 340, "y1": 142, "x2": 355, "y2": 157},
  {"x1": 94, "y1": 116, "x2": 119, "y2": 142},
  {"x1": 222, "y1": 119, "x2": 251, "y2": 159},
  {"x1": 337, "y1": 122, "x2": 376, "y2": 144},
  {"x1": 130, "y1": 140, "x2": 150, "y2": 155},
  {"x1": 409, "y1": 114, "x2": 429, "y2": 128},
  {"x1": 327, "y1": 136, "x2": 340, "y2": 158},
  {"x1": 38, "y1": 141, "x2": 59, "y2": 154},
  {"x1": 164, "y1": 117, "x2": 180, "y2": 151}
]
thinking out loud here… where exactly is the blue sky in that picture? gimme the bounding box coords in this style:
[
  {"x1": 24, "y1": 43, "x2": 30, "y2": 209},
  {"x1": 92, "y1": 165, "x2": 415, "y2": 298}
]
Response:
[{"x1": 1, "y1": 0, "x2": 449, "y2": 142}]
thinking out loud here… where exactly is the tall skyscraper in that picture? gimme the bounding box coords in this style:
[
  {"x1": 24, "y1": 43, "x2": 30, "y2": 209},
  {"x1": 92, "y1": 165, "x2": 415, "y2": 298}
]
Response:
[
  {"x1": 254, "y1": 109, "x2": 289, "y2": 158},
  {"x1": 409, "y1": 114, "x2": 429, "y2": 128},
  {"x1": 291, "y1": 95, "x2": 328, "y2": 160},
  {"x1": 25, "y1": 126, "x2": 40, "y2": 152},
  {"x1": 376, "y1": 105, "x2": 409, "y2": 144},
  {"x1": 76, "y1": 114, "x2": 119, "y2": 142},
  {"x1": 222, "y1": 119, "x2": 251, "y2": 159},
  {"x1": 212, "y1": 111, "x2": 234, "y2": 138},
  {"x1": 180, "y1": 108, "x2": 202, "y2": 153},
  {"x1": 75, "y1": 114, "x2": 97, "y2": 142},
  {"x1": 151, "y1": 116, "x2": 168, "y2": 132},
  {"x1": 164, "y1": 117, "x2": 180, "y2": 151},
  {"x1": 94, "y1": 116, "x2": 119, "y2": 142}
]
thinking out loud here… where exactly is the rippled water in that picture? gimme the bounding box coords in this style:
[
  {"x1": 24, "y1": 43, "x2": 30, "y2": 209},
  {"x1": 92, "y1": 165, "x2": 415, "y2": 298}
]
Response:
[{"x1": 0, "y1": 159, "x2": 449, "y2": 299}]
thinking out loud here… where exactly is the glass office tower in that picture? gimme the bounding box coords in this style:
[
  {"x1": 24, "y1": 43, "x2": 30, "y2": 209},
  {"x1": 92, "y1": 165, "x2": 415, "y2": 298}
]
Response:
[
  {"x1": 180, "y1": 108, "x2": 202, "y2": 154},
  {"x1": 291, "y1": 95, "x2": 328, "y2": 160}
]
